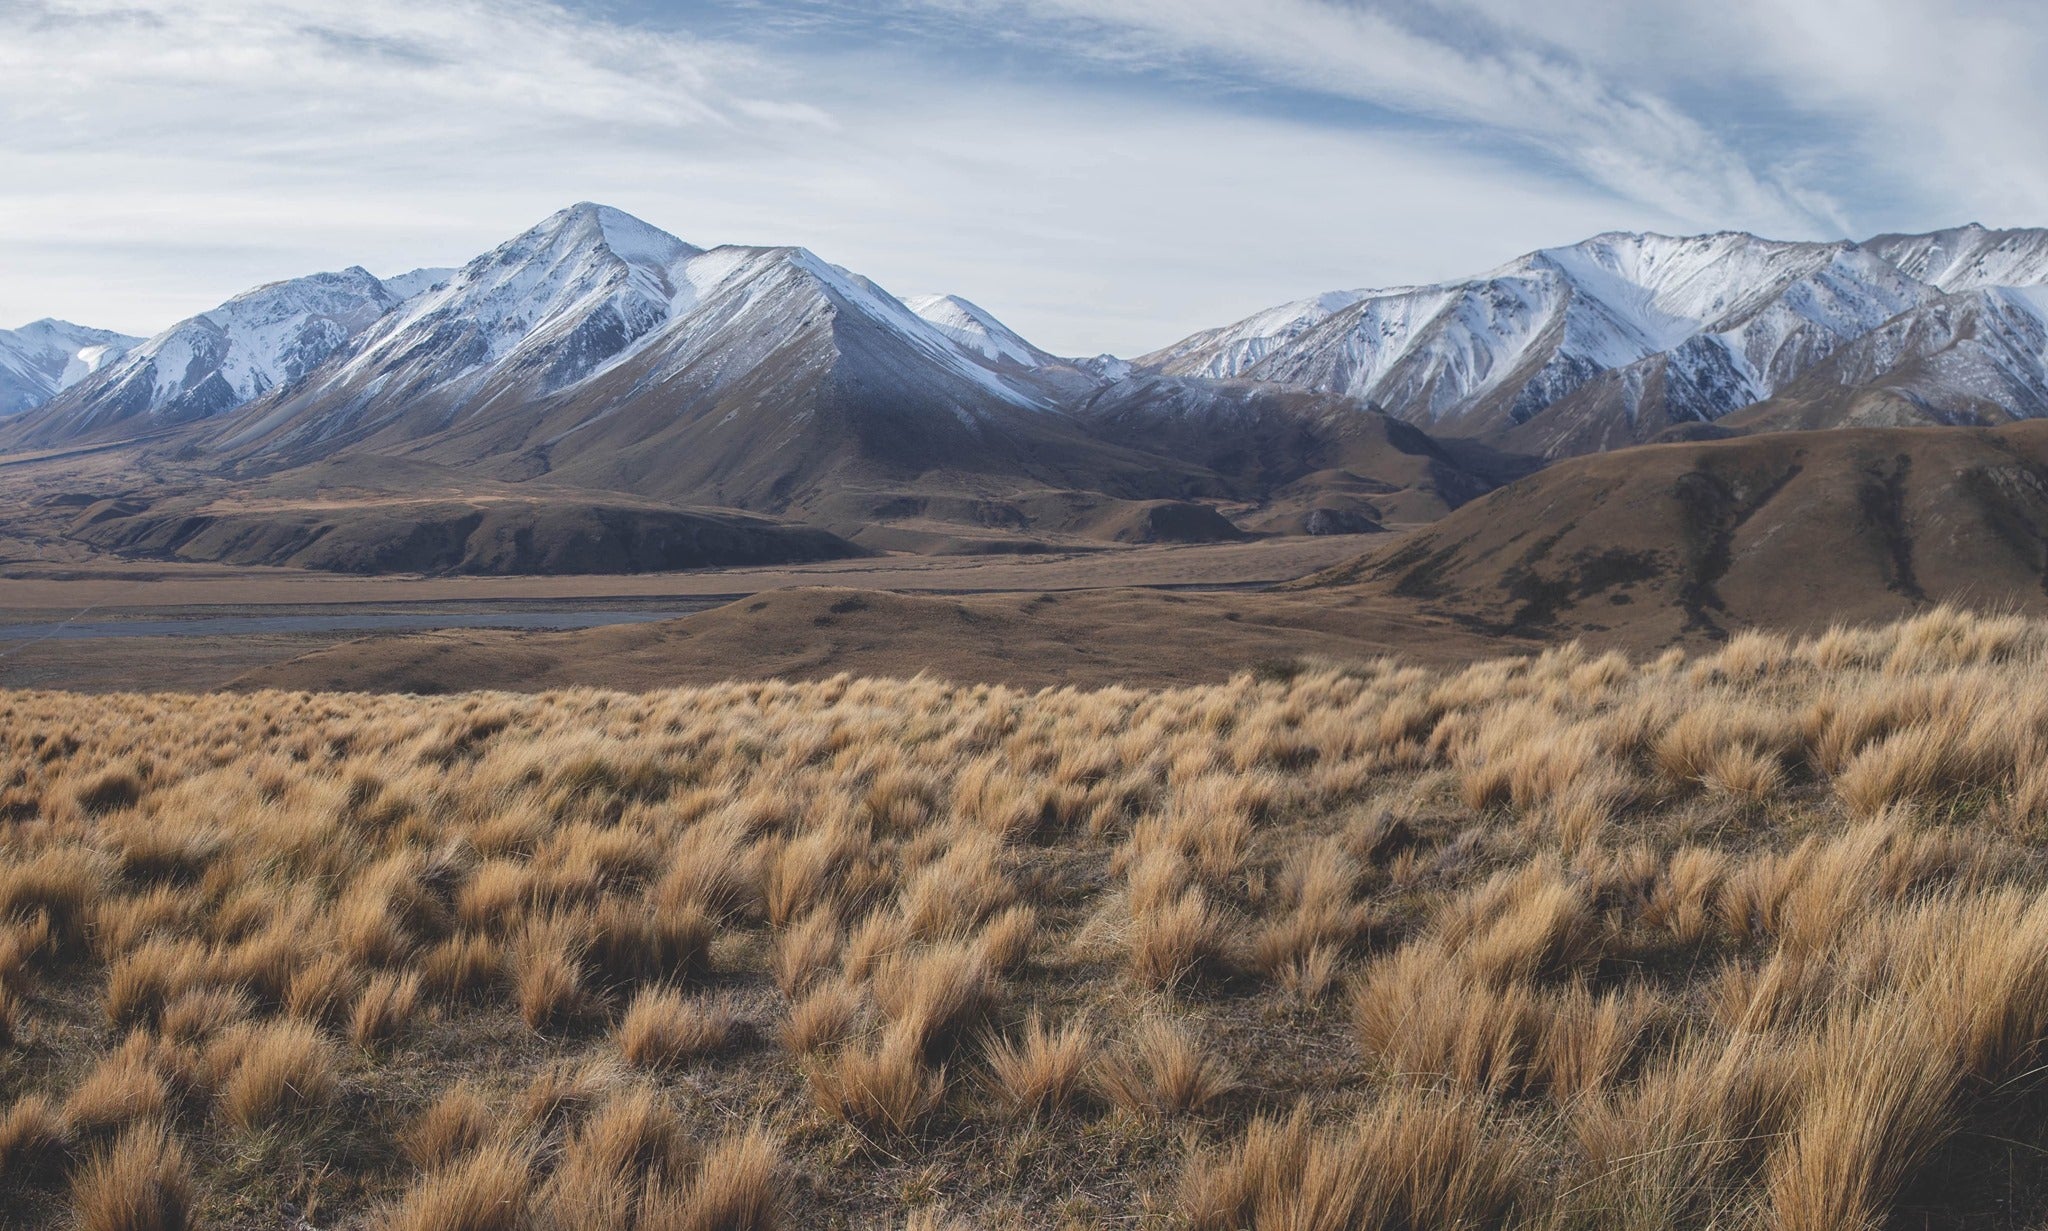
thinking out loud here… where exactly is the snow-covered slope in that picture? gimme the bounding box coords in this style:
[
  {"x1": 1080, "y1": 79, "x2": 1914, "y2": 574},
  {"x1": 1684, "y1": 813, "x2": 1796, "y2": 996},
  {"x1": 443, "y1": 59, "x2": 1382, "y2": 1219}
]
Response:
[
  {"x1": 1724, "y1": 284, "x2": 2048, "y2": 432},
  {"x1": 379, "y1": 267, "x2": 458, "y2": 301},
  {"x1": 1144, "y1": 290, "x2": 1372, "y2": 381},
  {"x1": 0, "y1": 320, "x2": 139, "y2": 418},
  {"x1": 8, "y1": 268, "x2": 415, "y2": 445},
  {"x1": 1864, "y1": 225, "x2": 2048, "y2": 293},
  {"x1": 31, "y1": 211, "x2": 2048, "y2": 478},
  {"x1": 1143, "y1": 231, "x2": 1939, "y2": 453},
  {"x1": 901, "y1": 294, "x2": 1060, "y2": 368},
  {"x1": 330, "y1": 203, "x2": 706, "y2": 400},
  {"x1": 220, "y1": 205, "x2": 1065, "y2": 457}
]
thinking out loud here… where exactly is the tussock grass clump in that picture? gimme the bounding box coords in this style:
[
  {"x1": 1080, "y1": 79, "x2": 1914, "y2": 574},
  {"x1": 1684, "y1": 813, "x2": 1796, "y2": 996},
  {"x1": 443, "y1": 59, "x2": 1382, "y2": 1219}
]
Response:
[
  {"x1": 1127, "y1": 886, "x2": 1229, "y2": 991},
  {"x1": 1179, "y1": 1091, "x2": 1521, "y2": 1231},
  {"x1": 65, "y1": 1036, "x2": 172, "y2": 1141},
  {"x1": 670, "y1": 1125, "x2": 785, "y2": 1231},
  {"x1": 10, "y1": 605, "x2": 2048, "y2": 1227},
  {"x1": 806, "y1": 1021, "x2": 945, "y2": 1138},
  {"x1": 873, "y1": 941, "x2": 996, "y2": 1055},
  {"x1": 352, "y1": 970, "x2": 423, "y2": 1051},
  {"x1": 1095, "y1": 1016, "x2": 1235, "y2": 1119},
  {"x1": 403, "y1": 1081, "x2": 497, "y2": 1170},
  {"x1": 773, "y1": 907, "x2": 840, "y2": 996},
  {"x1": 379, "y1": 1137, "x2": 536, "y2": 1231},
  {"x1": 514, "y1": 917, "x2": 588, "y2": 1032},
  {"x1": 782, "y1": 980, "x2": 861, "y2": 1056},
  {"x1": 0, "y1": 1092, "x2": 71, "y2": 1178},
  {"x1": 211, "y1": 1019, "x2": 339, "y2": 1133},
  {"x1": 71, "y1": 1121, "x2": 192, "y2": 1231},
  {"x1": 617, "y1": 985, "x2": 734, "y2": 1068},
  {"x1": 982, "y1": 1012, "x2": 1097, "y2": 1119},
  {"x1": 286, "y1": 950, "x2": 366, "y2": 1027}
]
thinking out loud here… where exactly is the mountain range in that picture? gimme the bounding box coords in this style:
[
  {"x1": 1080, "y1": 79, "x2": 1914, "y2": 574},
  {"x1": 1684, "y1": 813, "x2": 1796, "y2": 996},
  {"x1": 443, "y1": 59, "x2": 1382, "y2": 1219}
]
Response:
[
  {"x1": 12, "y1": 206, "x2": 2048, "y2": 574},
  {"x1": 1145, "y1": 225, "x2": 2048, "y2": 457}
]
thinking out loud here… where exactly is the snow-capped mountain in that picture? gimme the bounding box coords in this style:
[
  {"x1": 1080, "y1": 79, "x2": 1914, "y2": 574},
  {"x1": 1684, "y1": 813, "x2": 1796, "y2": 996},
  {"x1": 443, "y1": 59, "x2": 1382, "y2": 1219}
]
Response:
[
  {"x1": 901, "y1": 294, "x2": 1060, "y2": 368},
  {"x1": 379, "y1": 267, "x2": 458, "y2": 301},
  {"x1": 1144, "y1": 290, "x2": 1372, "y2": 383},
  {"x1": 0, "y1": 320, "x2": 140, "y2": 418},
  {"x1": 10, "y1": 267, "x2": 424, "y2": 446},
  {"x1": 25, "y1": 206, "x2": 2048, "y2": 525},
  {"x1": 290, "y1": 203, "x2": 712, "y2": 413},
  {"x1": 218, "y1": 205, "x2": 1060, "y2": 450},
  {"x1": 1864, "y1": 224, "x2": 2048, "y2": 293},
  {"x1": 200, "y1": 205, "x2": 1185, "y2": 511},
  {"x1": 4, "y1": 204, "x2": 1083, "y2": 464},
  {"x1": 1724, "y1": 285, "x2": 2048, "y2": 433},
  {"x1": 1145, "y1": 228, "x2": 2048, "y2": 456}
]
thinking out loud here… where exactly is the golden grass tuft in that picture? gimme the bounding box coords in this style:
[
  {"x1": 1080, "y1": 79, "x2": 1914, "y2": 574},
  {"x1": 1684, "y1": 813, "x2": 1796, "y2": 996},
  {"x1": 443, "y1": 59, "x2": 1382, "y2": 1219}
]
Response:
[
  {"x1": 617, "y1": 985, "x2": 734, "y2": 1068},
  {"x1": 351, "y1": 970, "x2": 423, "y2": 1051},
  {"x1": 70, "y1": 1121, "x2": 192, "y2": 1231},
  {"x1": 805, "y1": 1021, "x2": 945, "y2": 1138},
  {"x1": 65, "y1": 1036, "x2": 171, "y2": 1140},
  {"x1": 0, "y1": 1091, "x2": 71, "y2": 1178},
  {"x1": 515, "y1": 917, "x2": 588, "y2": 1032},
  {"x1": 982, "y1": 1012, "x2": 1096, "y2": 1119},
  {"x1": 1767, "y1": 999, "x2": 1959, "y2": 1231},
  {"x1": 872, "y1": 942, "x2": 996, "y2": 1055},
  {"x1": 211, "y1": 1019, "x2": 339, "y2": 1133},
  {"x1": 773, "y1": 907, "x2": 841, "y2": 996},
  {"x1": 1094, "y1": 1016, "x2": 1234, "y2": 1120},
  {"x1": 1127, "y1": 887, "x2": 1228, "y2": 992},
  {"x1": 782, "y1": 980, "x2": 862, "y2": 1056},
  {"x1": 666, "y1": 1124, "x2": 785, "y2": 1231},
  {"x1": 1178, "y1": 1090, "x2": 1520, "y2": 1231},
  {"x1": 403, "y1": 1081, "x2": 498, "y2": 1170},
  {"x1": 378, "y1": 1137, "x2": 537, "y2": 1231}
]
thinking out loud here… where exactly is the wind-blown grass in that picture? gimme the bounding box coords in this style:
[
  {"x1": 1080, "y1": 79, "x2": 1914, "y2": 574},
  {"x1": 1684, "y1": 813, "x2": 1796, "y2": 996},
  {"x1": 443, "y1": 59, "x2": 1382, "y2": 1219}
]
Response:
[{"x1": 4, "y1": 606, "x2": 2048, "y2": 1226}]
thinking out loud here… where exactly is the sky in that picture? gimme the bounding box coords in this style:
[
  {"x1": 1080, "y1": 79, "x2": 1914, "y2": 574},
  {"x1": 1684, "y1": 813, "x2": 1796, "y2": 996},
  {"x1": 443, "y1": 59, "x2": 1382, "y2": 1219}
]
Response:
[{"x1": 4, "y1": 0, "x2": 2047, "y2": 356}]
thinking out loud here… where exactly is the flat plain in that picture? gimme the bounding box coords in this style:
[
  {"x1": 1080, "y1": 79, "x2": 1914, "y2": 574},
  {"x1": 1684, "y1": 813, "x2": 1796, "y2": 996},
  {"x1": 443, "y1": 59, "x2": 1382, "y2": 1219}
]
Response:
[{"x1": 0, "y1": 538, "x2": 1379, "y2": 693}]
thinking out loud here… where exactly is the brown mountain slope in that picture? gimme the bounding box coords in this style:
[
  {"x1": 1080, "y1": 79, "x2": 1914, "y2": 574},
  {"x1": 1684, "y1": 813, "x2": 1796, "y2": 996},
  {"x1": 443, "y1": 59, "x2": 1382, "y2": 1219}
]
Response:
[
  {"x1": 53, "y1": 456, "x2": 863, "y2": 575},
  {"x1": 1299, "y1": 421, "x2": 2048, "y2": 647},
  {"x1": 1069, "y1": 376, "x2": 1536, "y2": 532}
]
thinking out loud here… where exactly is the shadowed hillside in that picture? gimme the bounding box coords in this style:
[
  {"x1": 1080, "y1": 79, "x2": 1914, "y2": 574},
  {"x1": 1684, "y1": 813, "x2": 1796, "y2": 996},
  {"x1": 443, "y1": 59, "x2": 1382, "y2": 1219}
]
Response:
[
  {"x1": 45, "y1": 458, "x2": 864, "y2": 576},
  {"x1": 1302, "y1": 420, "x2": 2048, "y2": 646}
]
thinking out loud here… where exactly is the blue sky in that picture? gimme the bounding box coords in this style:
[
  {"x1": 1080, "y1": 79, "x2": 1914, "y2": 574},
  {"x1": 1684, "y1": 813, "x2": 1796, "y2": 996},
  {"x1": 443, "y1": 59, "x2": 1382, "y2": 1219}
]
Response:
[{"x1": 4, "y1": 0, "x2": 2045, "y2": 354}]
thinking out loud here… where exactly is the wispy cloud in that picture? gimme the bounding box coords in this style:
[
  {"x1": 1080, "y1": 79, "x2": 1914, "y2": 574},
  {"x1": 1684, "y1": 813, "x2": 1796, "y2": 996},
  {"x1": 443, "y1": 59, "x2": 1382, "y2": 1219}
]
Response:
[
  {"x1": 0, "y1": 0, "x2": 1668, "y2": 353},
  {"x1": 7, "y1": 0, "x2": 2046, "y2": 356},
  {"x1": 880, "y1": 0, "x2": 1839, "y2": 234}
]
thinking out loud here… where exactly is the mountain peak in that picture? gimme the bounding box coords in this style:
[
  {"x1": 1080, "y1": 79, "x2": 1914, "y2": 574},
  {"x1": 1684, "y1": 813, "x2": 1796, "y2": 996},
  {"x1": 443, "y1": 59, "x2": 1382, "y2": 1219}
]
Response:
[
  {"x1": 0, "y1": 319, "x2": 143, "y2": 418},
  {"x1": 0, "y1": 263, "x2": 398, "y2": 441},
  {"x1": 533, "y1": 202, "x2": 700, "y2": 270},
  {"x1": 901, "y1": 293, "x2": 1057, "y2": 367}
]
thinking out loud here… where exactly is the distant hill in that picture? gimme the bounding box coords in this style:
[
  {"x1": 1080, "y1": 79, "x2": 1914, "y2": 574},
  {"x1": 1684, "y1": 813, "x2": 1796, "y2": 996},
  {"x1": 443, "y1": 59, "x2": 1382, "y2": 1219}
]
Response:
[{"x1": 1299, "y1": 420, "x2": 2048, "y2": 647}]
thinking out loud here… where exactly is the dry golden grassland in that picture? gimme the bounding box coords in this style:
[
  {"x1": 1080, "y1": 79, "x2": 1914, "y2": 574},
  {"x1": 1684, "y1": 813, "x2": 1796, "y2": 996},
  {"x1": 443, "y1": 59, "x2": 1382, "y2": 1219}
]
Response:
[{"x1": 7, "y1": 606, "x2": 2048, "y2": 1228}]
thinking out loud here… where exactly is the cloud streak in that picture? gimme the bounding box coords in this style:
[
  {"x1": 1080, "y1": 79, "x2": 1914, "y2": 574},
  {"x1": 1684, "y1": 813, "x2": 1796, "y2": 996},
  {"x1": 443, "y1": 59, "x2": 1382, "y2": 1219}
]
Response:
[
  {"x1": 885, "y1": 0, "x2": 1839, "y2": 234},
  {"x1": 6, "y1": 0, "x2": 2048, "y2": 356}
]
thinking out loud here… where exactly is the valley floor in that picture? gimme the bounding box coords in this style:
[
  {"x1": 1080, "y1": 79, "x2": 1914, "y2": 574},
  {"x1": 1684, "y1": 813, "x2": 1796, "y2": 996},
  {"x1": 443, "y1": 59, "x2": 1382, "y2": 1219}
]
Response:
[
  {"x1": 4, "y1": 609, "x2": 2048, "y2": 1228},
  {"x1": 0, "y1": 538, "x2": 1377, "y2": 693},
  {"x1": 0, "y1": 536, "x2": 1409, "y2": 692}
]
